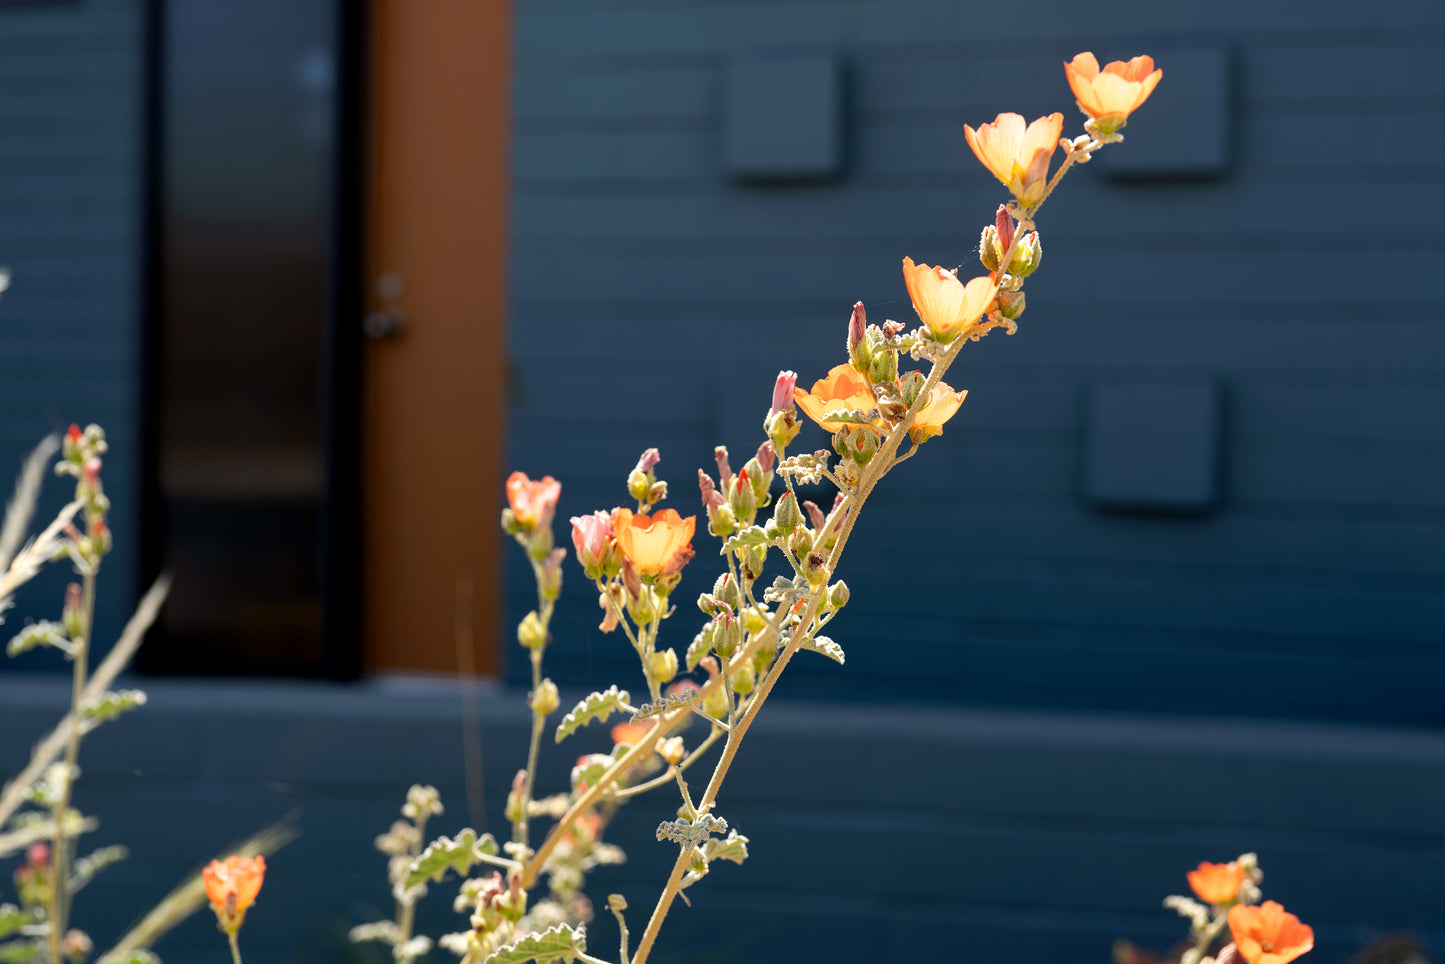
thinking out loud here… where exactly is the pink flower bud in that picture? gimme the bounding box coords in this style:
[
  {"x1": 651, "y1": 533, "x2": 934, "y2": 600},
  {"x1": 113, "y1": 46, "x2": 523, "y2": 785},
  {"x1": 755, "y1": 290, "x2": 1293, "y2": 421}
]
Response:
[
  {"x1": 633, "y1": 447, "x2": 661, "y2": 474},
  {"x1": 802, "y1": 499, "x2": 827, "y2": 532},
  {"x1": 570, "y1": 511, "x2": 614, "y2": 568},
  {"x1": 66, "y1": 424, "x2": 82, "y2": 445},
  {"x1": 848, "y1": 302, "x2": 866, "y2": 351},
  {"x1": 697, "y1": 469, "x2": 725, "y2": 508},
  {"x1": 882, "y1": 320, "x2": 905, "y2": 339},
  {"x1": 82, "y1": 457, "x2": 102, "y2": 485},
  {"x1": 995, "y1": 205, "x2": 1015, "y2": 254},
  {"x1": 714, "y1": 446, "x2": 732, "y2": 488},
  {"x1": 770, "y1": 371, "x2": 797, "y2": 415},
  {"x1": 755, "y1": 441, "x2": 775, "y2": 474}
]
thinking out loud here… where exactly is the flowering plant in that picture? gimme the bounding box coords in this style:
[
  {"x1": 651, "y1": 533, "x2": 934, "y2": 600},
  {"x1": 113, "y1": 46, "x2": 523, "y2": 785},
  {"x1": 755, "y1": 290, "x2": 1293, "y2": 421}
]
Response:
[{"x1": 336, "y1": 51, "x2": 1305, "y2": 964}]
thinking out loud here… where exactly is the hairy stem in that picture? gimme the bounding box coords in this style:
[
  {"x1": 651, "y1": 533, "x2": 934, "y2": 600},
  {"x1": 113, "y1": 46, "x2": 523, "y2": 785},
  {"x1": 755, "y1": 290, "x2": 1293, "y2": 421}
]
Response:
[
  {"x1": 227, "y1": 931, "x2": 244, "y2": 964},
  {"x1": 49, "y1": 569, "x2": 94, "y2": 964}
]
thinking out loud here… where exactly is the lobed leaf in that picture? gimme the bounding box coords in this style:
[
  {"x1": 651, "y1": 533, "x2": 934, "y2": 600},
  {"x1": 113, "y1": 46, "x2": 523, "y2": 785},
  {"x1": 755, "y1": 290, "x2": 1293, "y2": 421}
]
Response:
[
  {"x1": 480, "y1": 923, "x2": 586, "y2": 964},
  {"x1": 703, "y1": 829, "x2": 749, "y2": 866},
  {"x1": 404, "y1": 829, "x2": 500, "y2": 890},
  {"x1": 630, "y1": 689, "x2": 698, "y2": 722},
  {"x1": 554, "y1": 686, "x2": 630, "y2": 744},
  {"x1": 6, "y1": 621, "x2": 67, "y2": 658},
  {"x1": 79, "y1": 690, "x2": 147, "y2": 734},
  {"x1": 720, "y1": 527, "x2": 769, "y2": 554},
  {"x1": 799, "y1": 635, "x2": 845, "y2": 665}
]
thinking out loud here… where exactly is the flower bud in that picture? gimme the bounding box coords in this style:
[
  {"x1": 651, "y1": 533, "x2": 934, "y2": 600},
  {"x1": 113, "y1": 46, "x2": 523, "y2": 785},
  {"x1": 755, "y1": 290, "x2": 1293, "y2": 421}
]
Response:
[
  {"x1": 996, "y1": 289, "x2": 1026, "y2": 320},
  {"x1": 713, "y1": 572, "x2": 742, "y2": 611},
  {"x1": 995, "y1": 204, "x2": 1016, "y2": 255},
  {"x1": 848, "y1": 428, "x2": 879, "y2": 466},
  {"x1": 727, "y1": 469, "x2": 757, "y2": 524},
  {"x1": 626, "y1": 469, "x2": 650, "y2": 505},
  {"x1": 634, "y1": 447, "x2": 661, "y2": 474},
  {"x1": 1009, "y1": 232, "x2": 1042, "y2": 277},
  {"x1": 742, "y1": 607, "x2": 767, "y2": 635},
  {"x1": 646, "y1": 648, "x2": 678, "y2": 684},
  {"x1": 742, "y1": 543, "x2": 767, "y2": 581},
  {"x1": 769, "y1": 371, "x2": 797, "y2": 415},
  {"x1": 518, "y1": 611, "x2": 547, "y2": 650},
  {"x1": 714, "y1": 446, "x2": 733, "y2": 489},
  {"x1": 867, "y1": 346, "x2": 898, "y2": 385},
  {"x1": 62, "y1": 583, "x2": 84, "y2": 639},
  {"x1": 715, "y1": 611, "x2": 743, "y2": 658},
  {"x1": 755, "y1": 441, "x2": 776, "y2": 475},
  {"x1": 765, "y1": 408, "x2": 801, "y2": 453},
  {"x1": 659, "y1": 736, "x2": 686, "y2": 766},
  {"x1": 899, "y1": 370, "x2": 928, "y2": 408},
  {"x1": 541, "y1": 548, "x2": 565, "y2": 601},
  {"x1": 730, "y1": 662, "x2": 756, "y2": 696},
  {"x1": 847, "y1": 302, "x2": 871, "y2": 373},
  {"x1": 608, "y1": 894, "x2": 628, "y2": 912},
  {"x1": 530, "y1": 678, "x2": 560, "y2": 716},
  {"x1": 788, "y1": 527, "x2": 813, "y2": 560},
  {"x1": 831, "y1": 427, "x2": 853, "y2": 459},
  {"x1": 697, "y1": 592, "x2": 718, "y2": 615},
  {"x1": 526, "y1": 524, "x2": 554, "y2": 562},
  {"x1": 742, "y1": 458, "x2": 769, "y2": 506},
  {"x1": 773, "y1": 490, "x2": 802, "y2": 536},
  {"x1": 802, "y1": 551, "x2": 830, "y2": 586},
  {"x1": 709, "y1": 502, "x2": 738, "y2": 538},
  {"x1": 827, "y1": 580, "x2": 850, "y2": 610},
  {"x1": 703, "y1": 680, "x2": 729, "y2": 720},
  {"x1": 979, "y1": 225, "x2": 1000, "y2": 271},
  {"x1": 802, "y1": 500, "x2": 827, "y2": 532},
  {"x1": 627, "y1": 586, "x2": 658, "y2": 624}
]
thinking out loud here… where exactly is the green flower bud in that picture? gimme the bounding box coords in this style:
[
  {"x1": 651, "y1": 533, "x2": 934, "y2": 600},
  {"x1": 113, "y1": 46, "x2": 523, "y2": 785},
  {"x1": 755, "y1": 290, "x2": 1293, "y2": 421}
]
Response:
[
  {"x1": 627, "y1": 468, "x2": 650, "y2": 504},
  {"x1": 773, "y1": 490, "x2": 802, "y2": 536},
  {"x1": 997, "y1": 290, "x2": 1026, "y2": 320},
  {"x1": 728, "y1": 472, "x2": 757, "y2": 525},
  {"x1": 526, "y1": 524, "x2": 553, "y2": 561},
  {"x1": 703, "y1": 682, "x2": 730, "y2": 720},
  {"x1": 743, "y1": 457, "x2": 770, "y2": 504},
  {"x1": 628, "y1": 587, "x2": 658, "y2": 624},
  {"x1": 742, "y1": 607, "x2": 767, "y2": 635},
  {"x1": 848, "y1": 428, "x2": 879, "y2": 466},
  {"x1": 766, "y1": 409, "x2": 801, "y2": 453},
  {"x1": 789, "y1": 527, "x2": 814, "y2": 560},
  {"x1": 899, "y1": 370, "x2": 927, "y2": 408},
  {"x1": 832, "y1": 426, "x2": 854, "y2": 459},
  {"x1": 647, "y1": 648, "x2": 679, "y2": 685},
  {"x1": 1009, "y1": 232, "x2": 1042, "y2": 277},
  {"x1": 743, "y1": 543, "x2": 767, "y2": 581},
  {"x1": 979, "y1": 225, "x2": 1001, "y2": 271},
  {"x1": 827, "y1": 579, "x2": 850, "y2": 610},
  {"x1": 530, "y1": 678, "x2": 559, "y2": 716},
  {"x1": 730, "y1": 662, "x2": 756, "y2": 696},
  {"x1": 517, "y1": 611, "x2": 547, "y2": 650},
  {"x1": 713, "y1": 572, "x2": 743, "y2": 611},
  {"x1": 708, "y1": 501, "x2": 738, "y2": 538},
  {"x1": 867, "y1": 346, "x2": 898, "y2": 385}
]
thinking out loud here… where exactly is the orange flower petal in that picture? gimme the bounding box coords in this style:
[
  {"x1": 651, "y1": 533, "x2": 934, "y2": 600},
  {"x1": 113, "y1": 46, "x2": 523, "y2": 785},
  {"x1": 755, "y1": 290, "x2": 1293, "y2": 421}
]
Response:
[
  {"x1": 962, "y1": 113, "x2": 1062, "y2": 206},
  {"x1": 1227, "y1": 901, "x2": 1315, "y2": 964},
  {"x1": 616, "y1": 508, "x2": 696, "y2": 576},
  {"x1": 908, "y1": 380, "x2": 967, "y2": 443},
  {"x1": 203, "y1": 855, "x2": 266, "y2": 914},
  {"x1": 902, "y1": 259, "x2": 997, "y2": 340},
  {"x1": 793, "y1": 363, "x2": 878, "y2": 433},
  {"x1": 1187, "y1": 861, "x2": 1246, "y2": 905}
]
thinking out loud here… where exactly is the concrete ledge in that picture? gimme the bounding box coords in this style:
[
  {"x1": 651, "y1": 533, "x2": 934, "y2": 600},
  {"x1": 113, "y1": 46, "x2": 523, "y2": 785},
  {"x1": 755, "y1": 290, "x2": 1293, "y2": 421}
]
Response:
[{"x1": 1, "y1": 678, "x2": 1441, "y2": 963}]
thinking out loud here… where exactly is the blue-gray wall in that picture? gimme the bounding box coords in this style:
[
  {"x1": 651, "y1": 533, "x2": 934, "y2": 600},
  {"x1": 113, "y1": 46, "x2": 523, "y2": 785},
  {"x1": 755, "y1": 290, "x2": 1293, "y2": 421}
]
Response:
[
  {"x1": 0, "y1": 0, "x2": 142, "y2": 652},
  {"x1": 507, "y1": 1, "x2": 1445, "y2": 726}
]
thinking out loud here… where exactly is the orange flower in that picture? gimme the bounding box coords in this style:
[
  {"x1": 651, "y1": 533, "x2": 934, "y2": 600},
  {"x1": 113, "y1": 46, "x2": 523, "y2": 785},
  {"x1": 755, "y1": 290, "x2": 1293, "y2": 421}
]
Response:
[
  {"x1": 203, "y1": 855, "x2": 265, "y2": 933},
  {"x1": 901, "y1": 259, "x2": 998, "y2": 342},
  {"x1": 793, "y1": 364, "x2": 879, "y2": 433},
  {"x1": 1064, "y1": 52, "x2": 1162, "y2": 133},
  {"x1": 614, "y1": 508, "x2": 695, "y2": 577},
  {"x1": 505, "y1": 471, "x2": 561, "y2": 530},
  {"x1": 908, "y1": 380, "x2": 967, "y2": 443},
  {"x1": 1227, "y1": 901, "x2": 1315, "y2": 964},
  {"x1": 611, "y1": 719, "x2": 656, "y2": 748},
  {"x1": 1188, "y1": 861, "x2": 1246, "y2": 905},
  {"x1": 962, "y1": 112, "x2": 1064, "y2": 208}
]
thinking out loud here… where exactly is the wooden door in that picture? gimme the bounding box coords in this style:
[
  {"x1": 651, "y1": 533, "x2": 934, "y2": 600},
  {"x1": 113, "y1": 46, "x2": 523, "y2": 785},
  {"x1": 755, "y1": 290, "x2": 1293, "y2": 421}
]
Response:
[{"x1": 362, "y1": 0, "x2": 509, "y2": 675}]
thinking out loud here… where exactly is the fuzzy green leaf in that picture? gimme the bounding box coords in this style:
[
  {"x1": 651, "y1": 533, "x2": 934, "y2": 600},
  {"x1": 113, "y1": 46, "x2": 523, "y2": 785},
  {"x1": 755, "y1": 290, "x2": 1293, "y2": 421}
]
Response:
[
  {"x1": 702, "y1": 829, "x2": 749, "y2": 866},
  {"x1": 0, "y1": 940, "x2": 42, "y2": 964},
  {"x1": 799, "y1": 635, "x2": 845, "y2": 665},
  {"x1": 70, "y1": 845, "x2": 128, "y2": 893},
  {"x1": 720, "y1": 527, "x2": 769, "y2": 554},
  {"x1": 685, "y1": 630, "x2": 711, "y2": 671},
  {"x1": 404, "y1": 829, "x2": 499, "y2": 889},
  {"x1": 0, "y1": 906, "x2": 32, "y2": 941},
  {"x1": 554, "y1": 686, "x2": 630, "y2": 744},
  {"x1": 79, "y1": 690, "x2": 147, "y2": 733},
  {"x1": 6, "y1": 621, "x2": 67, "y2": 658},
  {"x1": 480, "y1": 924, "x2": 586, "y2": 964}
]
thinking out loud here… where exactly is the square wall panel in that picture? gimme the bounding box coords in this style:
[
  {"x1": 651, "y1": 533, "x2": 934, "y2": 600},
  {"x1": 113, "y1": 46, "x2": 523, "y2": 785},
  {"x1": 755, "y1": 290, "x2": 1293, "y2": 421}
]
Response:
[
  {"x1": 1085, "y1": 380, "x2": 1222, "y2": 513},
  {"x1": 727, "y1": 54, "x2": 844, "y2": 182}
]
